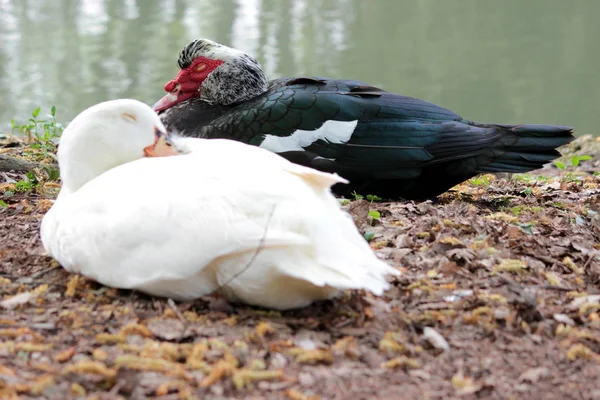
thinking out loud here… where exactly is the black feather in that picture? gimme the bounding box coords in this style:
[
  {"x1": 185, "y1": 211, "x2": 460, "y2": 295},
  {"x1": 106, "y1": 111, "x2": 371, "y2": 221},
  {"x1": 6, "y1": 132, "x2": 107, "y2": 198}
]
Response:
[{"x1": 158, "y1": 45, "x2": 575, "y2": 200}]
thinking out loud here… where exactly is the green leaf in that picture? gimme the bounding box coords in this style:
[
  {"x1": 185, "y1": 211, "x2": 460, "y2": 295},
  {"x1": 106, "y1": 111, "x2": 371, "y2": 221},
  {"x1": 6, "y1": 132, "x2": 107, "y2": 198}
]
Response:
[
  {"x1": 32, "y1": 107, "x2": 41, "y2": 118},
  {"x1": 3, "y1": 190, "x2": 14, "y2": 197},
  {"x1": 25, "y1": 171, "x2": 38, "y2": 184},
  {"x1": 50, "y1": 105, "x2": 56, "y2": 117},
  {"x1": 368, "y1": 209, "x2": 381, "y2": 220},
  {"x1": 0, "y1": 200, "x2": 8, "y2": 208},
  {"x1": 570, "y1": 155, "x2": 593, "y2": 167},
  {"x1": 351, "y1": 191, "x2": 364, "y2": 201},
  {"x1": 571, "y1": 156, "x2": 580, "y2": 167},
  {"x1": 364, "y1": 232, "x2": 375, "y2": 242},
  {"x1": 554, "y1": 161, "x2": 565, "y2": 170},
  {"x1": 47, "y1": 168, "x2": 60, "y2": 181},
  {"x1": 15, "y1": 180, "x2": 33, "y2": 192},
  {"x1": 366, "y1": 194, "x2": 382, "y2": 202}
]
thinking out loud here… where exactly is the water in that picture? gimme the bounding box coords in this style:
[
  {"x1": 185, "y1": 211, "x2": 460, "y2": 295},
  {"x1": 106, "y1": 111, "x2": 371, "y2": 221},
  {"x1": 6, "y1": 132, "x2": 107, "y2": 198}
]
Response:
[{"x1": 1, "y1": 0, "x2": 599, "y2": 135}]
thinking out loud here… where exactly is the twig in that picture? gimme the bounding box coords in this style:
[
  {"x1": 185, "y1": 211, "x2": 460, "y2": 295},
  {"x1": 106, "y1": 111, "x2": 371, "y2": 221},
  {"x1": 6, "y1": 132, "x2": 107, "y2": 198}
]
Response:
[
  {"x1": 167, "y1": 298, "x2": 186, "y2": 324},
  {"x1": 152, "y1": 298, "x2": 164, "y2": 314},
  {"x1": 109, "y1": 380, "x2": 126, "y2": 396},
  {"x1": 216, "y1": 204, "x2": 277, "y2": 291},
  {"x1": 0, "y1": 195, "x2": 57, "y2": 201},
  {"x1": 0, "y1": 274, "x2": 67, "y2": 288},
  {"x1": 167, "y1": 298, "x2": 190, "y2": 341},
  {"x1": 29, "y1": 265, "x2": 59, "y2": 279},
  {"x1": 533, "y1": 284, "x2": 575, "y2": 292},
  {"x1": 583, "y1": 253, "x2": 596, "y2": 270}
]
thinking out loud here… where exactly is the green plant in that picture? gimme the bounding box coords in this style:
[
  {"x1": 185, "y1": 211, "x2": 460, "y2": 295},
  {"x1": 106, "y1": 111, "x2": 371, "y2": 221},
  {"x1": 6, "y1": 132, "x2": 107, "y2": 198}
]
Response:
[
  {"x1": 366, "y1": 195, "x2": 382, "y2": 225},
  {"x1": 522, "y1": 187, "x2": 533, "y2": 196},
  {"x1": 554, "y1": 154, "x2": 592, "y2": 184},
  {"x1": 469, "y1": 175, "x2": 490, "y2": 187},
  {"x1": 11, "y1": 106, "x2": 64, "y2": 161},
  {"x1": 14, "y1": 171, "x2": 39, "y2": 193},
  {"x1": 368, "y1": 209, "x2": 381, "y2": 222},
  {"x1": 554, "y1": 155, "x2": 593, "y2": 170},
  {"x1": 512, "y1": 174, "x2": 553, "y2": 184},
  {"x1": 348, "y1": 191, "x2": 383, "y2": 224},
  {"x1": 351, "y1": 191, "x2": 364, "y2": 201},
  {"x1": 348, "y1": 191, "x2": 383, "y2": 225},
  {"x1": 350, "y1": 192, "x2": 382, "y2": 202}
]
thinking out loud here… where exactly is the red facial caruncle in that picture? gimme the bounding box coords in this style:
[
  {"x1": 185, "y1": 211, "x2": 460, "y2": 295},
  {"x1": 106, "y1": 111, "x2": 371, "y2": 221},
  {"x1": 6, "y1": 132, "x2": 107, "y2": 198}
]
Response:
[{"x1": 153, "y1": 57, "x2": 224, "y2": 112}]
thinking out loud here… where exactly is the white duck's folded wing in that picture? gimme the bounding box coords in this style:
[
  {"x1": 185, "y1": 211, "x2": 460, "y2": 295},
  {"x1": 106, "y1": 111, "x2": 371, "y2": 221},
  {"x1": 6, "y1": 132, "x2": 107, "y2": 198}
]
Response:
[
  {"x1": 41, "y1": 158, "x2": 312, "y2": 300},
  {"x1": 42, "y1": 142, "x2": 398, "y2": 308}
]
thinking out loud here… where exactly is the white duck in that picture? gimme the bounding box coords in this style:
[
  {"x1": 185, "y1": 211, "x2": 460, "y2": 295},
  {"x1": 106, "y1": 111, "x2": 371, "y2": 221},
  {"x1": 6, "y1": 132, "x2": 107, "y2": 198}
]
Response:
[{"x1": 40, "y1": 99, "x2": 399, "y2": 310}]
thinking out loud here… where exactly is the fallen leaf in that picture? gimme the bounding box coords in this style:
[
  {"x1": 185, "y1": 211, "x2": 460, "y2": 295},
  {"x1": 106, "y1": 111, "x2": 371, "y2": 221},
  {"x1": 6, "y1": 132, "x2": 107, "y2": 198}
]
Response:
[
  {"x1": 553, "y1": 314, "x2": 575, "y2": 326},
  {"x1": 518, "y1": 367, "x2": 550, "y2": 383},
  {"x1": 567, "y1": 295, "x2": 600, "y2": 310},
  {"x1": 0, "y1": 291, "x2": 34, "y2": 309}
]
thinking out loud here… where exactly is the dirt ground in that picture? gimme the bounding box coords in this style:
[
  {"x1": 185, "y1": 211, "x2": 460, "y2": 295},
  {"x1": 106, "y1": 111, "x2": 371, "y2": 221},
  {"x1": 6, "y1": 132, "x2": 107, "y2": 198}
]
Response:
[{"x1": 1, "y1": 137, "x2": 600, "y2": 399}]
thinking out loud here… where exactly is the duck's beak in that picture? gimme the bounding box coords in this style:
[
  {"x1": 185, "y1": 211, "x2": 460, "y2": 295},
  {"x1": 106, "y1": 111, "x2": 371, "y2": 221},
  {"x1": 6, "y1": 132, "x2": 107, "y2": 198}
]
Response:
[
  {"x1": 152, "y1": 82, "x2": 196, "y2": 113},
  {"x1": 143, "y1": 127, "x2": 181, "y2": 158}
]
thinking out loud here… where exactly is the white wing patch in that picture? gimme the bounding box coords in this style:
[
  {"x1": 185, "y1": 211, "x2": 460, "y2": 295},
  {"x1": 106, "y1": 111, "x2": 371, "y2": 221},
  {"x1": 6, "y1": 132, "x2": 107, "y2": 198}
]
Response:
[{"x1": 259, "y1": 120, "x2": 358, "y2": 153}]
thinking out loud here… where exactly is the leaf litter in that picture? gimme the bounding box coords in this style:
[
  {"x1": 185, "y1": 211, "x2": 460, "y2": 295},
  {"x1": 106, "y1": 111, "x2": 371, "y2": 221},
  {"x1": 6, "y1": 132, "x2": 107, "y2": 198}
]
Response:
[{"x1": 1, "y1": 135, "x2": 600, "y2": 399}]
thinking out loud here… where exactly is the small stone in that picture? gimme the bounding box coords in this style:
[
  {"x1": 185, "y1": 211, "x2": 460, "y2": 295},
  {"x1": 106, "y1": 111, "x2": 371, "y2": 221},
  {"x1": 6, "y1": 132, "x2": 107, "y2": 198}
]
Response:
[
  {"x1": 422, "y1": 327, "x2": 450, "y2": 351},
  {"x1": 146, "y1": 318, "x2": 185, "y2": 341},
  {"x1": 269, "y1": 352, "x2": 287, "y2": 369},
  {"x1": 298, "y1": 372, "x2": 315, "y2": 387}
]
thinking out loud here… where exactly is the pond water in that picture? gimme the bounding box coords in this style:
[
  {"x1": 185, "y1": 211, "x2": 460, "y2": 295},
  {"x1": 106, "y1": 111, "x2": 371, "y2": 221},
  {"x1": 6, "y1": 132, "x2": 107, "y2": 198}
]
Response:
[{"x1": 1, "y1": 0, "x2": 599, "y2": 135}]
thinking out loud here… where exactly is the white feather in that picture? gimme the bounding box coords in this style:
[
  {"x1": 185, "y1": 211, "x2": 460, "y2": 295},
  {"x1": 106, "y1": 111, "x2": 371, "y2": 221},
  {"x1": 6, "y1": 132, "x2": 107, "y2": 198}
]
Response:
[
  {"x1": 41, "y1": 101, "x2": 398, "y2": 310},
  {"x1": 259, "y1": 119, "x2": 358, "y2": 153}
]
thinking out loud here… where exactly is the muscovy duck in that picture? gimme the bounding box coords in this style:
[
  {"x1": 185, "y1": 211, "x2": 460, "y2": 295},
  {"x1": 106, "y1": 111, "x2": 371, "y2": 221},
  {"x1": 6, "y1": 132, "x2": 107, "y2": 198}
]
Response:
[
  {"x1": 41, "y1": 99, "x2": 398, "y2": 310},
  {"x1": 153, "y1": 38, "x2": 575, "y2": 200}
]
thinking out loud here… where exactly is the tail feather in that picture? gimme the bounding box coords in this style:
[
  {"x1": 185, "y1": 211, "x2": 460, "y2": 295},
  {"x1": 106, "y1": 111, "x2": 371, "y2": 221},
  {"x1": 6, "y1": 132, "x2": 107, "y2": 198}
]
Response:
[
  {"x1": 478, "y1": 124, "x2": 575, "y2": 173},
  {"x1": 508, "y1": 124, "x2": 574, "y2": 135}
]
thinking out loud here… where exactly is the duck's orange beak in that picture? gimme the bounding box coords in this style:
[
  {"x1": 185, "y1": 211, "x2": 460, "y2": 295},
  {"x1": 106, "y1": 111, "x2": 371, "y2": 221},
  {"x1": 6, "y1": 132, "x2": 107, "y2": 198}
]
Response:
[{"x1": 143, "y1": 127, "x2": 181, "y2": 158}]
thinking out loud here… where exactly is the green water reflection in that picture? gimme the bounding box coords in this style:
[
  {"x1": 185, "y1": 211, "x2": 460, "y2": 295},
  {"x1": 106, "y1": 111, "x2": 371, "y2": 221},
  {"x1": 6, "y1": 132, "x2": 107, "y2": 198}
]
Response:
[{"x1": 1, "y1": 0, "x2": 598, "y2": 134}]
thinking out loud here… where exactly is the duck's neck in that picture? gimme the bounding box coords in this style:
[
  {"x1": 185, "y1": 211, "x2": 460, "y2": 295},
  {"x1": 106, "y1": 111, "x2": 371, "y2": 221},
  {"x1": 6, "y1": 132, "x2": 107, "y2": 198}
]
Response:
[
  {"x1": 56, "y1": 135, "x2": 134, "y2": 197},
  {"x1": 201, "y1": 56, "x2": 269, "y2": 105}
]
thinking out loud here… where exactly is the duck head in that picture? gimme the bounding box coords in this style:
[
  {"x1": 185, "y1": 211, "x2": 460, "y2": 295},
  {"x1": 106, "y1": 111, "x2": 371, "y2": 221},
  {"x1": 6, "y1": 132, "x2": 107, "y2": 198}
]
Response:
[
  {"x1": 143, "y1": 128, "x2": 183, "y2": 158},
  {"x1": 153, "y1": 38, "x2": 268, "y2": 112},
  {"x1": 57, "y1": 99, "x2": 168, "y2": 195}
]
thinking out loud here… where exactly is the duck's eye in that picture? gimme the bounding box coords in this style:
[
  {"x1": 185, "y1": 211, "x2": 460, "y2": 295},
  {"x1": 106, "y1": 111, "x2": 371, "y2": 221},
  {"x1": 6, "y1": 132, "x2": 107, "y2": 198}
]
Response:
[{"x1": 121, "y1": 113, "x2": 136, "y2": 123}]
